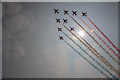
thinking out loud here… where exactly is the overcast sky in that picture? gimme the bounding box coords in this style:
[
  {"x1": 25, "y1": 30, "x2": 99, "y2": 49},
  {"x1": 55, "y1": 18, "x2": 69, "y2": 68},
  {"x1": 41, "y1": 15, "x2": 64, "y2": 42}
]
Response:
[{"x1": 2, "y1": 2, "x2": 119, "y2": 78}]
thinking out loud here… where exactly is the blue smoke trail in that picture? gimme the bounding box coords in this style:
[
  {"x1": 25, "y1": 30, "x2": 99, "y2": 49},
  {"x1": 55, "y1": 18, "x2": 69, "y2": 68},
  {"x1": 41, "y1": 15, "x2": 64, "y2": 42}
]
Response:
[
  {"x1": 62, "y1": 31, "x2": 118, "y2": 79},
  {"x1": 64, "y1": 40, "x2": 111, "y2": 79},
  {"x1": 64, "y1": 40, "x2": 112, "y2": 79}
]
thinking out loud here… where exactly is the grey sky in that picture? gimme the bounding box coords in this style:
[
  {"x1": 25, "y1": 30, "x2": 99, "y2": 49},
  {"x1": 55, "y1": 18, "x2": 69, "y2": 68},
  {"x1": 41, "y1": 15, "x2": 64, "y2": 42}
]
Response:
[{"x1": 2, "y1": 2, "x2": 119, "y2": 78}]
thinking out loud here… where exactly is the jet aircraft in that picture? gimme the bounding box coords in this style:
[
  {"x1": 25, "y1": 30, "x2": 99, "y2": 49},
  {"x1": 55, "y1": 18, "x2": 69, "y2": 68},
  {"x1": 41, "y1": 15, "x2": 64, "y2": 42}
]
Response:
[
  {"x1": 57, "y1": 27, "x2": 62, "y2": 32},
  {"x1": 59, "y1": 36, "x2": 63, "y2": 40},
  {"x1": 82, "y1": 12, "x2": 87, "y2": 17},
  {"x1": 63, "y1": 19, "x2": 68, "y2": 23},
  {"x1": 54, "y1": 9, "x2": 59, "y2": 14},
  {"x1": 72, "y1": 11, "x2": 77, "y2": 16},
  {"x1": 70, "y1": 27, "x2": 75, "y2": 31},
  {"x1": 56, "y1": 18, "x2": 61, "y2": 23},
  {"x1": 64, "y1": 10, "x2": 69, "y2": 15}
]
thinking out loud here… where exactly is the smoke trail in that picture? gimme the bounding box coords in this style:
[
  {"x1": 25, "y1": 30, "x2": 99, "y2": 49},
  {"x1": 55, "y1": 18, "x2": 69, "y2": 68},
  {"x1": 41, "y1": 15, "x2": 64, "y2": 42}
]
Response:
[
  {"x1": 70, "y1": 16, "x2": 118, "y2": 65},
  {"x1": 87, "y1": 17, "x2": 120, "y2": 53},
  {"x1": 68, "y1": 16, "x2": 120, "y2": 76},
  {"x1": 64, "y1": 40, "x2": 111, "y2": 79},
  {"x1": 77, "y1": 16, "x2": 120, "y2": 64},
  {"x1": 62, "y1": 31, "x2": 118, "y2": 79},
  {"x1": 62, "y1": 24, "x2": 120, "y2": 76}
]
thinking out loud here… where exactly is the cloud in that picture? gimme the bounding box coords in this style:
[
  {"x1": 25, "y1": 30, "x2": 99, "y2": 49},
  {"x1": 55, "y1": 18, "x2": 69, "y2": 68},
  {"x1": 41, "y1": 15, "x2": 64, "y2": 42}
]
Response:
[
  {"x1": 73, "y1": 57, "x2": 89, "y2": 78},
  {"x1": 73, "y1": 56, "x2": 105, "y2": 78},
  {"x1": 4, "y1": 3, "x2": 22, "y2": 16},
  {"x1": 3, "y1": 39, "x2": 25, "y2": 59},
  {"x1": 12, "y1": 43, "x2": 25, "y2": 58},
  {"x1": 3, "y1": 11, "x2": 34, "y2": 34},
  {"x1": 36, "y1": 43, "x2": 70, "y2": 77},
  {"x1": 3, "y1": 3, "x2": 35, "y2": 59}
]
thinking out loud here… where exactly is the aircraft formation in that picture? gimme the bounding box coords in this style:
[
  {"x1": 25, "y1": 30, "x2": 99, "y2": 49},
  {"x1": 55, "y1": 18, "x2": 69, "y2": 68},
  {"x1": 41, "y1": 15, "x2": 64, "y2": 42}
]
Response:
[
  {"x1": 54, "y1": 9, "x2": 87, "y2": 16},
  {"x1": 54, "y1": 9, "x2": 87, "y2": 40},
  {"x1": 57, "y1": 27, "x2": 75, "y2": 40},
  {"x1": 54, "y1": 9, "x2": 87, "y2": 24},
  {"x1": 53, "y1": 9, "x2": 120, "y2": 79}
]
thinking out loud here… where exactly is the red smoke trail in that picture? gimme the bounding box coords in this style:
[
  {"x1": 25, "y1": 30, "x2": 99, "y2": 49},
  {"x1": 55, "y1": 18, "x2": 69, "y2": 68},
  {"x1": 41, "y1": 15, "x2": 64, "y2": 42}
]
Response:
[
  {"x1": 77, "y1": 16, "x2": 120, "y2": 60},
  {"x1": 62, "y1": 24, "x2": 120, "y2": 76},
  {"x1": 70, "y1": 15, "x2": 120, "y2": 66},
  {"x1": 87, "y1": 17, "x2": 120, "y2": 53}
]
